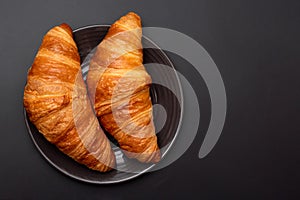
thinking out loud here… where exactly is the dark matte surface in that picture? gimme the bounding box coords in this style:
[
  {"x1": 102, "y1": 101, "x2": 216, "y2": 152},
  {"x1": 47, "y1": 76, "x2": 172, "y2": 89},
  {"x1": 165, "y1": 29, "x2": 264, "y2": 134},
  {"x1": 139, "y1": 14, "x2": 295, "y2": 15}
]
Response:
[{"x1": 0, "y1": 0, "x2": 300, "y2": 199}]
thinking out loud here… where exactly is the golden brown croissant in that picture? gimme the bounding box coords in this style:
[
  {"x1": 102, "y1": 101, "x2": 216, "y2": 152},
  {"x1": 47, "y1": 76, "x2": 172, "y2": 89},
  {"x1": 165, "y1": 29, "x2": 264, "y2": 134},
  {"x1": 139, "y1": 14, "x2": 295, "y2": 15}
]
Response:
[
  {"x1": 87, "y1": 12, "x2": 160, "y2": 163},
  {"x1": 23, "y1": 23, "x2": 116, "y2": 172}
]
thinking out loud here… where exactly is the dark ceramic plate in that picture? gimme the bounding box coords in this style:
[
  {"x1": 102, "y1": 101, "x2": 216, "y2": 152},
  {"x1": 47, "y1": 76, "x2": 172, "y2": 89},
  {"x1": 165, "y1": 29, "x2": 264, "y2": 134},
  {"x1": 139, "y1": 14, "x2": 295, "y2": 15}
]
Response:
[{"x1": 24, "y1": 25, "x2": 183, "y2": 184}]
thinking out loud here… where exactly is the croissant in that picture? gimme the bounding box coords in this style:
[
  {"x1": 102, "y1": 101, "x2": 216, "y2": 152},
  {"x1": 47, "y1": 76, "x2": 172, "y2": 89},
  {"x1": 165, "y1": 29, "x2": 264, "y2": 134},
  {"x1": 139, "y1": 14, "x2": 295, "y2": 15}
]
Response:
[
  {"x1": 87, "y1": 12, "x2": 160, "y2": 163},
  {"x1": 23, "y1": 24, "x2": 116, "y2": 172}
]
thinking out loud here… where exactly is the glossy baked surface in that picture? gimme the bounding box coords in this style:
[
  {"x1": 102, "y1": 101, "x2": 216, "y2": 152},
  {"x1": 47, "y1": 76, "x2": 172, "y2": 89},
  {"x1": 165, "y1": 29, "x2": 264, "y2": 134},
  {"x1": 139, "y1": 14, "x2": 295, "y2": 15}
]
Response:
[{"x1": 24, "y1": 25, "x2": 182, "y2": 184}]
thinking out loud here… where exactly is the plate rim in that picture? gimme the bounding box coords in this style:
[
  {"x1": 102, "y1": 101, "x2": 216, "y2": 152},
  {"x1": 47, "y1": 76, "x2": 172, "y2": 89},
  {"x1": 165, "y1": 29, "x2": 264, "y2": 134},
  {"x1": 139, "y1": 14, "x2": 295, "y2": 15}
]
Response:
[{"x1": 24, "y1": 24, "x2": 184, "y2": 184}]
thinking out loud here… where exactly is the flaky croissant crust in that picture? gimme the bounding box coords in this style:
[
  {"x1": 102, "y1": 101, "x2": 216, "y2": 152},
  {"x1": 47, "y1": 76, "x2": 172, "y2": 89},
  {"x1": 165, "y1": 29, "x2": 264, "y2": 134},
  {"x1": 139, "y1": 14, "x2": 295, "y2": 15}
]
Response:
[
  {"x1": 87, "y1": 12, "x2": 161, "y2": 163},
  {"x1": 24, "y1": 24, "x2": 115, "y2": 172}
]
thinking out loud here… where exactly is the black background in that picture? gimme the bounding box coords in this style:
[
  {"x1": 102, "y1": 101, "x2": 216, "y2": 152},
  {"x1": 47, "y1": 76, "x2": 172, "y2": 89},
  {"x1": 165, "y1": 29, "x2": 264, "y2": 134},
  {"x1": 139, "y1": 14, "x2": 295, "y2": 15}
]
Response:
[{"x1": 0, "y1": 0, "x2": 299, "y2": 199}]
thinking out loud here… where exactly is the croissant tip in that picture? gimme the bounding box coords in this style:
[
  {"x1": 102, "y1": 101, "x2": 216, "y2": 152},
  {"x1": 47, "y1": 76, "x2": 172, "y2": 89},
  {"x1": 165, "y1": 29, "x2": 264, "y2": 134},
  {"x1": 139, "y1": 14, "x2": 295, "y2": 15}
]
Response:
[
  {"x1": 127, "y1": 12, "x2": 141, "y2": 22},
  {"x1": 126, "y1": 11, "x2": 140, "y2": 19},
  {"x1": 58, "y1": 23, "x2": 73, "y2": 35}
]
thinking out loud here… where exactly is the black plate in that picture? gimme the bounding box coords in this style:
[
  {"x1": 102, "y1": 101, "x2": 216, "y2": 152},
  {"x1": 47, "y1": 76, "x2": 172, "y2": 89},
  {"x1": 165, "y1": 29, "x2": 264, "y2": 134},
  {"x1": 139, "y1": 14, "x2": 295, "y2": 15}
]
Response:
[{"x1": 24, "y1": 25, "x2": 183, "y2": 184}]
